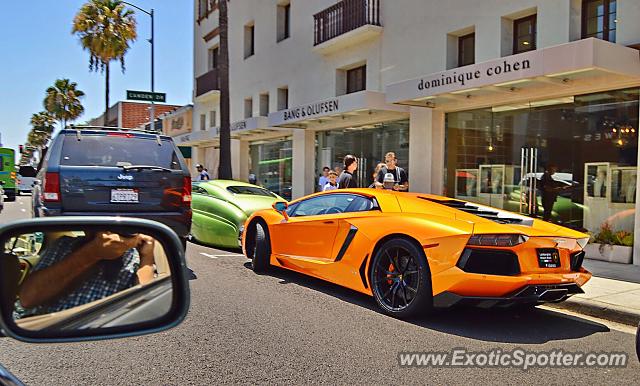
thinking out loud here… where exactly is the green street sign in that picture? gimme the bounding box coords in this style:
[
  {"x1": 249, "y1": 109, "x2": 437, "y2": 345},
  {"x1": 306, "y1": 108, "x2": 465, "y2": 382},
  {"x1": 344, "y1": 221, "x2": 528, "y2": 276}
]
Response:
[{"x1": 126, "y1": 90, "x2": 166, "y2": 102}]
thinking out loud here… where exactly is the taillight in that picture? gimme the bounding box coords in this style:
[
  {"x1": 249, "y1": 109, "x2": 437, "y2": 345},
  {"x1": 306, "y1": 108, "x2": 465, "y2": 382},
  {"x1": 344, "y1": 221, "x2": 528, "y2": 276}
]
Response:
[
  {"x1": 182, "y1": 176, "x2": 192, "y2": 205},
  {"x1": 107, "y1": 132, "x2": 135, "y2": 138},
  {"x1": 43, "y1": 172, "x2": 61, "y2": 202},
  {"x1": 467, "y1": 234, "x2": 528, "y2": 247}
]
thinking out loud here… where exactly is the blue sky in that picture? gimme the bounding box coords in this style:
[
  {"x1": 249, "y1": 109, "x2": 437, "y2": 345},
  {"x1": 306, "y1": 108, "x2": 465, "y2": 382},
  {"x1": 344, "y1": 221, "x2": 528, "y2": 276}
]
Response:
[{"x1": 0, "y1": 0, "x2": 193, "y2": 153}]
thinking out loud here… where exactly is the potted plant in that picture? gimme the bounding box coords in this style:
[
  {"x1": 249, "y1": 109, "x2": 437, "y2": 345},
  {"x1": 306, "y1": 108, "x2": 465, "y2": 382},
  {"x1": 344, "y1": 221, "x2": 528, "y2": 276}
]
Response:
[{"x1": 584, "y1": 222, "x2": 634, "y2": 264}]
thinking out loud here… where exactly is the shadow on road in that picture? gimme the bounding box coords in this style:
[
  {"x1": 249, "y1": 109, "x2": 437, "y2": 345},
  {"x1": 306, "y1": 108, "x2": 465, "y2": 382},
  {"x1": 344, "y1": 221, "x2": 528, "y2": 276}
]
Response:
[{"x1": 249, "y1": 263, "x2": 610, "y2": 344}]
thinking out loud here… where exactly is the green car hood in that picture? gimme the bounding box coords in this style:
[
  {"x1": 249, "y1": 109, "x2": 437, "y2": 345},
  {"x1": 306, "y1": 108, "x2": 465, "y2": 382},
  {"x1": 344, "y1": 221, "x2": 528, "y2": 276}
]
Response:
[{"x1": 229, "y1": 194, "x2": 280, "y2": 216}]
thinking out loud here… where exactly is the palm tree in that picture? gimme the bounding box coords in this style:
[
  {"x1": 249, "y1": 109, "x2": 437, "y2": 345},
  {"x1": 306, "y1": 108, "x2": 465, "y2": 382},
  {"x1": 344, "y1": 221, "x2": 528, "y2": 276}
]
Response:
[
  {"x1": 218, "y1": 0, "x2": 232, "y2": 179},
  {"x1": 72, "y1": 0, "x2": 137, "y2": 124},
  {"x1": 44, "y1": 79, "x2": 85, "y2": 130},
  {"x1": 30, "y1": 111, "x2": 56, "y2": 137}
]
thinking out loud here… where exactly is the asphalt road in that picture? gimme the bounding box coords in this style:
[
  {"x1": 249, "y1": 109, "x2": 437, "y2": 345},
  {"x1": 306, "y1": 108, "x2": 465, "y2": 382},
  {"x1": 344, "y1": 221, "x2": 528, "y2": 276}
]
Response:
[{"x1": 0, "y1": 196, "x2": 638, "y2": 384}]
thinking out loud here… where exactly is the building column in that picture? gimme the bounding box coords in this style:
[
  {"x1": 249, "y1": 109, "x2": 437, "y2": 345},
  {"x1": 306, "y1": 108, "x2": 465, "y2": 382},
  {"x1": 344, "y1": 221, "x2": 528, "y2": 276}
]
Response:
[
  {"x1": 190, "y1": 145, "x2": 201, "y2": 178},
  {"x1": 408, "y1": 107, "x2": 445, "y2": 194},
  {"x1": 231, "y1": 138, "x2": 249, "y2": 182},
  {"x1": 292, "y1": 129, "x2": 315, "y2": 199},
  {"x1": 633, "y1": 108, "x2": 640, "y2": 266}
]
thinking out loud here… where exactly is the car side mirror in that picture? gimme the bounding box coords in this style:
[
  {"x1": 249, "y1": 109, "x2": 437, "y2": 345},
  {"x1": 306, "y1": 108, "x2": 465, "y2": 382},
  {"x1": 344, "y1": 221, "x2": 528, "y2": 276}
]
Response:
[
  {"x1": 0, "y1": 217, "x2": 190, "y2": 343},
  {"x1": 272, "y1": 201, "x2": 288, "y2": 220}
]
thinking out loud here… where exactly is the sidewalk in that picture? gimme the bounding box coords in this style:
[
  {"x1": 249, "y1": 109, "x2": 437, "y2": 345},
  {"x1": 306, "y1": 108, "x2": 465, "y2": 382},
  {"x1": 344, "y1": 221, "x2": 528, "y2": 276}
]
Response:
[{"x1": 547, "y1": 259, "x2": 640, "y2": 326}]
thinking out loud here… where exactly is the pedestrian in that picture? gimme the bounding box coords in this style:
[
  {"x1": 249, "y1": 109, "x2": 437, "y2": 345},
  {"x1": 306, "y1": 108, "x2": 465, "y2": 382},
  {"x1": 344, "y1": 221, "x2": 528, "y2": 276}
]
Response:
[
  {"x1": 338, "y1": 155, "x2": 358, "y2": 189},
  {"x1": 375, "y1": 152, "x2": 408, "y2": 191},
  {"x1": 369, "y1": 163, "x2": 386, "y2": 188},
  {"x1": 323, "y1": 171, "x2": 339, "y2": 191},
  {"x1": 538, "y1": 164, "x2": 569, "y2": 222},
  {"x1": 196, "y1": 164, "x2": 210, "y2": 181},
  {"x1": 318, "y1": 166, "x2": 330, "y2": 191},
  {"x1": 248, "y1": 173, "x2": 257, "y2": 185}
]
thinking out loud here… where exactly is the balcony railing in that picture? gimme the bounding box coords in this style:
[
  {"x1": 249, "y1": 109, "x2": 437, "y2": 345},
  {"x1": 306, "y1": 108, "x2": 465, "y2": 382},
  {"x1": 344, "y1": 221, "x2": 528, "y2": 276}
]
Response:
[
  {"x1": 195, "y1": 68, "x2": 219, "y2": 97},
  {"x1": 313, "y1": 0, "x2": 380, "y2": 46}
]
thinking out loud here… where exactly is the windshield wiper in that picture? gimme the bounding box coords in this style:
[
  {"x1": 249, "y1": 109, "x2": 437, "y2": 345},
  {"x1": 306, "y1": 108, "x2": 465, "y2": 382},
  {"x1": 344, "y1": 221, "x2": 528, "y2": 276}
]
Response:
[{"x1": 121, "y1": 165, "x2": 172, "y2": 172}]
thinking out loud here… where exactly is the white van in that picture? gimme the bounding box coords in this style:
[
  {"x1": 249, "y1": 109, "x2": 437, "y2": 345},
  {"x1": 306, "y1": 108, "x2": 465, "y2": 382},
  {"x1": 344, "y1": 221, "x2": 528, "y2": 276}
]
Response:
[{"x1": 17, "y1": 165, "x2": 37, "y2": 194}]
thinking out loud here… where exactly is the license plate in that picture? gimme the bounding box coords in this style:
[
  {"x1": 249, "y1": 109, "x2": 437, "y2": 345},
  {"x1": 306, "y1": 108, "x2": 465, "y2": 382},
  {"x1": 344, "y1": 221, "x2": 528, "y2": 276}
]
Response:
[
  {"x1": 537, "y1": 248, "x2": 561, "y2": 268},
  {"x1": 111, "y1": 189, "x2": 139, "y2": 203}
]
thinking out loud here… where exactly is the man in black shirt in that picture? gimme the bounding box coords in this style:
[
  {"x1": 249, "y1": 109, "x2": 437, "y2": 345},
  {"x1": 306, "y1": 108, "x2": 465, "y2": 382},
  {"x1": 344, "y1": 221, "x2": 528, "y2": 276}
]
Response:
[
  {"x1": 539, "y1": 164, "x2": 569, "y2": 222},
  {"x1": 375, "y1": 152, "x2": 409, "y2": 191},
  {"x1": 338, "y1": 154, "x2": 358, "y2": 189}
]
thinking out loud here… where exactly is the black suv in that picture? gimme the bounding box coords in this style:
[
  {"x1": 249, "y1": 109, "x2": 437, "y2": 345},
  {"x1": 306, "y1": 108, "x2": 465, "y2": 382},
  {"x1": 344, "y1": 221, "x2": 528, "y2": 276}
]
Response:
[{"x1": 32, "y1": 127, "x2": 192, "y2": 247}]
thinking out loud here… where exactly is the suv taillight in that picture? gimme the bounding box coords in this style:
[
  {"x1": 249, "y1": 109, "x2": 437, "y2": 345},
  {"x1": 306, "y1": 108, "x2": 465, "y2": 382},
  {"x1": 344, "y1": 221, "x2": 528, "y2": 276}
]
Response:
[
  {"x1": 182, "y1": 176, "x2": 192, "y2": 205},
  {"x1": 43, "y1": 172, "x2": 61, "y2": 202}
]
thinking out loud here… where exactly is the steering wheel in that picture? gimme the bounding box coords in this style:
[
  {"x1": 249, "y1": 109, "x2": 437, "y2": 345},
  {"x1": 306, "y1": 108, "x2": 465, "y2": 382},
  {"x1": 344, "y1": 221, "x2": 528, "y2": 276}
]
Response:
[{"x1": 325, "y1": 206, "x2": 343, "y2": 214}]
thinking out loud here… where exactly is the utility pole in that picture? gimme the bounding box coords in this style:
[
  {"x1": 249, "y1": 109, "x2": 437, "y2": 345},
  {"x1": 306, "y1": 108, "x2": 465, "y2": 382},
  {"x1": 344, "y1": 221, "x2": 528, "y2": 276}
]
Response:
[{"x1": 123, "y1": 2, "x2": 155, "y2": 131}]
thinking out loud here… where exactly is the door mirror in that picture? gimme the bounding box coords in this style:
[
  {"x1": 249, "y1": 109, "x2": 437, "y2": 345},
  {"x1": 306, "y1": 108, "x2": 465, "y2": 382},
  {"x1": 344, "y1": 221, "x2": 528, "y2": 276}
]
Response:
[
  {"x1": 272, "y1": 201, "x2": 288, "y2": 213},
  {"x1": 0, "y1": 217, "x2": 190, "y2": 343}
]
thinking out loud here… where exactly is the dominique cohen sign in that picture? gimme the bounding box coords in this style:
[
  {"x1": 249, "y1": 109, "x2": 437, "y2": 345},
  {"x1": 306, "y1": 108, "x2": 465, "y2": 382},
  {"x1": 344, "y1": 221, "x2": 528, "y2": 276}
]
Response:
[
  {"x1": 127, "y1": 90, "x2": 167, "y2": 103},
  {"x1": 386, "y1": 50, "x2": 543, "y2": 103},
  {"x1": 386, "y1": 38, "x2": 640, "y2": 104}
]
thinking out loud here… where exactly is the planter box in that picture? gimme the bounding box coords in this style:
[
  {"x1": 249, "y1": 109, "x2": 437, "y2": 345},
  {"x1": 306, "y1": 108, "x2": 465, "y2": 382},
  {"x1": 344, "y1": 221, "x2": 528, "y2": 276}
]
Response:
[{"x1": 584, "y1": 243, "x2": 633, "y2": 264}]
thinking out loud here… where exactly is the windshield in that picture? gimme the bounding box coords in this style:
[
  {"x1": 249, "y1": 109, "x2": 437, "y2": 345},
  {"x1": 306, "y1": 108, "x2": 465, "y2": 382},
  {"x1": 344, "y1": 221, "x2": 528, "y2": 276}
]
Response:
[
  {"x1": 60, "y1": 135, "x2": 181, "y2": 170},
  {"x1": 226, "y1": 186, "x2": 275, "y2": 197}
]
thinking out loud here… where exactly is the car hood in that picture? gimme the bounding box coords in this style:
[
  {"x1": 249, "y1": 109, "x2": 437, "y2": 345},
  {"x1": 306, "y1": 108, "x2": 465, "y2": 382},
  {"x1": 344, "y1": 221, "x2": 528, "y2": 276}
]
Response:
[{"x1": 230, "y1": 195, "x2": 280, "y2": 216}]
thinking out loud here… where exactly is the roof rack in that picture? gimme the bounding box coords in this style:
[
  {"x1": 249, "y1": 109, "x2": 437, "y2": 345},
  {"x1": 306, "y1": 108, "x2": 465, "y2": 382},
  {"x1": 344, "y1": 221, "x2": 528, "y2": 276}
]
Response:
[{"x1": 67, "y1": 125, "x2": 164, "y2": 141}]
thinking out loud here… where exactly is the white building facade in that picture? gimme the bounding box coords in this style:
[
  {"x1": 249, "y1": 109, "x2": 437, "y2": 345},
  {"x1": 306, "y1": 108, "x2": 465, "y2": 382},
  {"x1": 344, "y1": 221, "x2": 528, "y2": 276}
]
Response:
[{"x1": 188, "y1": 0, "x2": 640, "y2": 265}]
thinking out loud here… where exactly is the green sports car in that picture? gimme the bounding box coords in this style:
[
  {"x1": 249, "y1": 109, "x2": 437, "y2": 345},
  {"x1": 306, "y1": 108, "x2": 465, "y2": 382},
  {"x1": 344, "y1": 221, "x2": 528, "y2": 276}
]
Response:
[{"x1": 191, "y1": 180, "x2": 284, "y2": 248}]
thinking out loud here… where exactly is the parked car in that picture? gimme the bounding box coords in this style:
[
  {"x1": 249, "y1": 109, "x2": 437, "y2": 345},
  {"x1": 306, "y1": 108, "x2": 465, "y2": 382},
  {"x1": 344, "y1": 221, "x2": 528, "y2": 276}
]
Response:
[
  {"x1": 243, "y1": 189, "x2": 592, "y2": 319},
  {"x1": 191, "y1": 180, "x2": 283, "y2": 248},
  {"x1": 32, "y1": 127, "x2": 192, "y2": 249},
  {"x1": 17, "y1": 165, "x2": 37, "y2": 194}
]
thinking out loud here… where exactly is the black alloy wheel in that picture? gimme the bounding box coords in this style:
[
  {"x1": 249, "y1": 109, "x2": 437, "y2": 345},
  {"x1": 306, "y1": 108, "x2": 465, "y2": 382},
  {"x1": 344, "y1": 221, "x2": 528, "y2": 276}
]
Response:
[{"x1": 371, "y1": 238, "x2": 433, "y2": 318}]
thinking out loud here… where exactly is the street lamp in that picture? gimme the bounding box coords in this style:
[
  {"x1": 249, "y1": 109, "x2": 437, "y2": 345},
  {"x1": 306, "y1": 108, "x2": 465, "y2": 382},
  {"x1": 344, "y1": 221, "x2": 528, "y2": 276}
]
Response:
[{"x1": 122, "y1": 1, "x2": 155, "y2": 132}]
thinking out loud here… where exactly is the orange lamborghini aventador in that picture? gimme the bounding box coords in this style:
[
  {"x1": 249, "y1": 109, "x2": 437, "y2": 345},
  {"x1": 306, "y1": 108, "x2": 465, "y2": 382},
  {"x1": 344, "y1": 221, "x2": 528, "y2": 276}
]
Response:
[{"x1": 242, "y1": 189, "x2": 591, "y2": 318}]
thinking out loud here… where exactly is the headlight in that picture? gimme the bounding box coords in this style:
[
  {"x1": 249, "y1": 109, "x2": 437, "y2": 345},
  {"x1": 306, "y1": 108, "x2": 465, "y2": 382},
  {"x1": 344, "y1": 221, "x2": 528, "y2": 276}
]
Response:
[
  {"x1": 467, "y1": 234, "x2": 529, "y2": 247},
  {"x1": 577, "y1": 237, "x2": 590, "y2": 250}
]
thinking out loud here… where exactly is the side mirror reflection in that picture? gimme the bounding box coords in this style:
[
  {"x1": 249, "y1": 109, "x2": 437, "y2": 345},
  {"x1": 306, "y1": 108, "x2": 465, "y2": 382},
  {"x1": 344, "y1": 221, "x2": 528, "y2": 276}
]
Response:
[{"x1": 0, "y1": 219, "x2": 189, "y2": 341}]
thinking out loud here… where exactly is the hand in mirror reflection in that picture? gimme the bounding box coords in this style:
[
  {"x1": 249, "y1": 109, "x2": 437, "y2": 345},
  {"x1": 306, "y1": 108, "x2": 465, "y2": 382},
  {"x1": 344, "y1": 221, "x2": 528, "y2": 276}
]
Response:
[{"x1": 16, "y1": 231, "x2": 157, "y2": 317}]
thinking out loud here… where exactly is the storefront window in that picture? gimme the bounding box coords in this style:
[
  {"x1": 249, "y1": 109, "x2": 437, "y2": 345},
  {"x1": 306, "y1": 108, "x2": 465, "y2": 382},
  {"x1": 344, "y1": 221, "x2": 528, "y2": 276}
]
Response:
[
  {"x1": 249, "y1": 138, "x2": 292, "y2": 200},
  {"x1": 315, "y1": 120, "x2": 409, "y2": 190},
  {"x1": 445, "y1": 88, "x2": 638, "y2": 240}
]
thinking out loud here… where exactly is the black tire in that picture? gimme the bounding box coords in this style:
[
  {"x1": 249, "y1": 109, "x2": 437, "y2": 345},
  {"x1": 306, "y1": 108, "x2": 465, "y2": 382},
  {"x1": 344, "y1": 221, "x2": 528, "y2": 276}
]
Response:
[
  {"x1": 636, "y1": 321, "x2": 639, "y2": 362},
  {"x1": 251, "y1": 223, "x2": 271, "y2": 273},
  {"x1": 5, "y1": 191, "x2": 16, "y2": 202},
  {"x1": 370, "y1": 238, "x2": 433, "y2": 319}
]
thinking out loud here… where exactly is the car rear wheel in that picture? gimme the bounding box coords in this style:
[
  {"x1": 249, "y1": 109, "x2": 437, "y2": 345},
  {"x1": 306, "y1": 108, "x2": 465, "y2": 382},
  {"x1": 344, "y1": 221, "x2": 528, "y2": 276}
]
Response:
[
  {"x1": 370, "y1": 238, "x2": 433, "y2": 319},
  {"x1": 251, "y1": 223, "x2": 271, "y2": 273}
]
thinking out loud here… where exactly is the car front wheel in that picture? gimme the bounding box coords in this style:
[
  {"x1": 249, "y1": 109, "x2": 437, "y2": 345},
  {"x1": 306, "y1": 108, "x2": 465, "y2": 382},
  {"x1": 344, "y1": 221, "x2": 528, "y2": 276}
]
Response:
[
  {"x1": 251, "y1": 222, "x2": 271, "y2": 273},
  {"x1": 370, "y1": 238, "x2": 433, "y2": 319}
]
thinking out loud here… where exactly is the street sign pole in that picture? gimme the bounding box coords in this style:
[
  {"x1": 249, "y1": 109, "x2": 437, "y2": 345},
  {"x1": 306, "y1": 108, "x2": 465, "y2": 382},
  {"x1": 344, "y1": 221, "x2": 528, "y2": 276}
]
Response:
[{"x1": 150, "y1": 8, "x2": 155, "y2": 132}]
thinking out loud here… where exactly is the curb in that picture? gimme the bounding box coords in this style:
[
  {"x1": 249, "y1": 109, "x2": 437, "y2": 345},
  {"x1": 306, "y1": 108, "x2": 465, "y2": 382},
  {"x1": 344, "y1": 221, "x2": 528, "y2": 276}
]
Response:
[{"x1": 546, "y1": 297, "x2": 640, "y2": 327}]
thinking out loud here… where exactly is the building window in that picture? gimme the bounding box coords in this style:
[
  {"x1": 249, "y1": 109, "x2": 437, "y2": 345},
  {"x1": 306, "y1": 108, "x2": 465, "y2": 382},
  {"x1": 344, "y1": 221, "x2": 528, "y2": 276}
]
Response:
[
  {"x1": 346, "y1": 65, "x2": 366, "y2": 94},
  {"x1": 244, "y1": 23, "x2": 255, "y2": 59},
  {"x1": 277, "y1": 87, "x2": 289, "y2": 110},
  {"x1": 277, "y1": 2, "x2": 291, "y2": 42},
  {"x1": 260, "y1": 93, "x2": 270, "y2": 116},
  {"x1": 458, "y1": 33, "x2": 475, "y2": 66},
  {"x1": 209, "y1": 110, "x2": 217, "y2": 127},
  {"x1": 582, "y1": 0, "x2": 617, "y2": 42},
  {"x1": 513, "y1": 14, "x2": 536, "y2": 54},
  {"x1": 200, "y1": 114, "x2": 206, "y2": 131},
  {"x1": 244, "y1": 98, "x2": 253, "y2": 119},
  {"x1": 208, "y1": 46, "x2": 219, "y2": 70},
  {"x1": 198, "y1": 0, "x2": 207, "y2": 20}
]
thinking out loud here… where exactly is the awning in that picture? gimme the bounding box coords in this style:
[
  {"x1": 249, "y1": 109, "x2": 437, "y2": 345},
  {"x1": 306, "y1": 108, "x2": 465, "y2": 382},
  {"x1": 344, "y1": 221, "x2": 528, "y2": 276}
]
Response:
[
  {"x1": 171, "y1": 117, "x2": 291, "y2": 146},
  {"x1": 268, "y1": 90, "x2": 408, "y2": 128},
  {"x1": 386, "y1": 38, "x2": 640, "y2": 111}
]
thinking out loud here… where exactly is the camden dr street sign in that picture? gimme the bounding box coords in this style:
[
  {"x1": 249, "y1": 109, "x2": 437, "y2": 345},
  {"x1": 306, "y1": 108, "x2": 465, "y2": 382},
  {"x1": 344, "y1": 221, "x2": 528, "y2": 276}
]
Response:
[{"x1": 126, "y1": 90, "x2": 166, "y2": 103}]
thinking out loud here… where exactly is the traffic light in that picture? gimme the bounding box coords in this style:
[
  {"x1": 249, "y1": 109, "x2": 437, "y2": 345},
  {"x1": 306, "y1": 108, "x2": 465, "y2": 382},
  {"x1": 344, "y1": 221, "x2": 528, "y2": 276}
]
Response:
[{"x1": 19, "y1": 145, "x2": 23, "y2": 153}]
